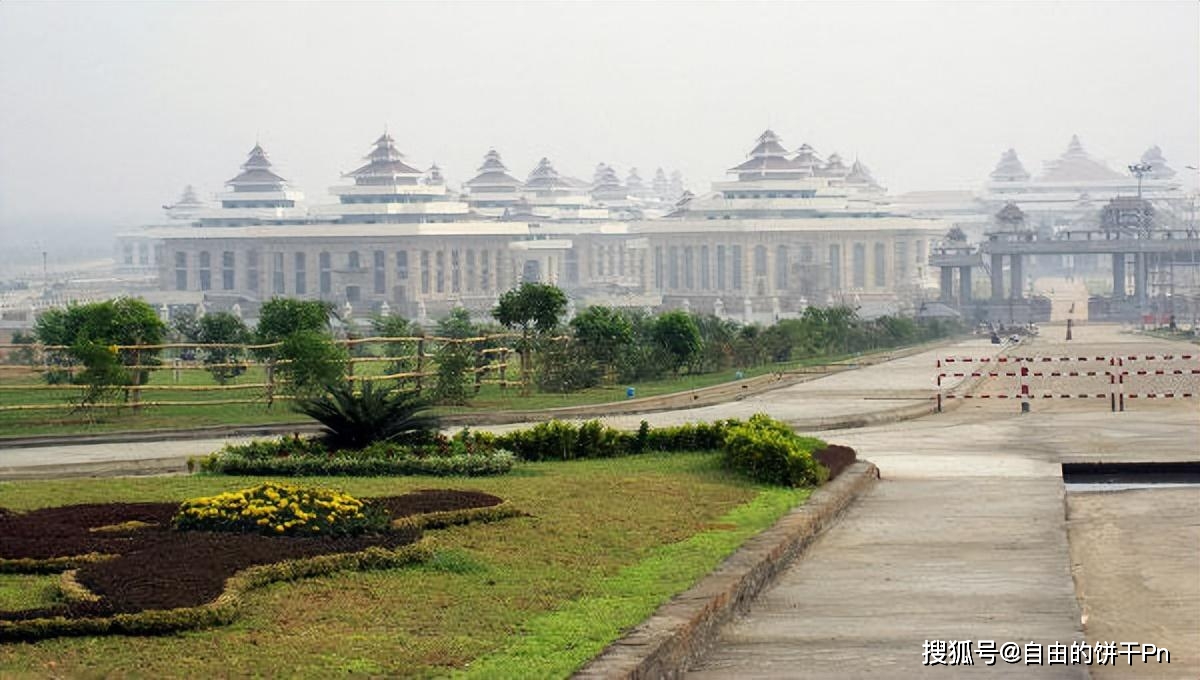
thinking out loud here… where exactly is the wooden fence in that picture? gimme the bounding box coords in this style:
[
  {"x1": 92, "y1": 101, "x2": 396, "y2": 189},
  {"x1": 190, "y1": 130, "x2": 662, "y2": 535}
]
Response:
[{"x1": 0, "y1": 335, "x2": 544, "y2": 413}]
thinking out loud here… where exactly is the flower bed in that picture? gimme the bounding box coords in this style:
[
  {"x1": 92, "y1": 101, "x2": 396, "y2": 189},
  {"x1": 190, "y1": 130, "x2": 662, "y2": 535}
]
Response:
[{"x1": 0, "y1": 488, "x2": 517, "y2": 640}]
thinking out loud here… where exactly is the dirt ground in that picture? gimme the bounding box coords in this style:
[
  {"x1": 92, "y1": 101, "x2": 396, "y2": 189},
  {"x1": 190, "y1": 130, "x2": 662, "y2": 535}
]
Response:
[{"x1": 1068, "y1": 487, "x2": 1200, "y2": 679}]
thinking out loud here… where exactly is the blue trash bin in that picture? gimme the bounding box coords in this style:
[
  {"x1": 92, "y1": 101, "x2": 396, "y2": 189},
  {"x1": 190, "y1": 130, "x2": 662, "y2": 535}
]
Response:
[{"x1": 626, "y1": 387, "x2": 636, "y2": 399}]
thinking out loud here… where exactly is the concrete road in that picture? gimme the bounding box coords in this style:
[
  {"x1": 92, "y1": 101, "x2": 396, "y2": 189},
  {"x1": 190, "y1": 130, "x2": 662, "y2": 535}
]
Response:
[{"x1": 688, "y1": 324, "x2": 1198, "y2": 678}]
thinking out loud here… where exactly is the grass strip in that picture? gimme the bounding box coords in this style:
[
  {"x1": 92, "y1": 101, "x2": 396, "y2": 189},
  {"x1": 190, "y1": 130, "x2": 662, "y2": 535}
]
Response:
[{"x1": 456, "y1": 486, "x2": 809, "y2": 679}]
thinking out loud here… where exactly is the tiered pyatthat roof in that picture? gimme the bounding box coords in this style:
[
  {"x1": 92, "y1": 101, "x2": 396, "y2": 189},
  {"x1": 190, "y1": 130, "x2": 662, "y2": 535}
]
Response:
[
  {"x1": 524, "y1": 157, "x2": 572, "y2": 190},
  {"x1": 626, "y1": 167, "x2": 645, "y2": 193},
  {"x1": 820, "y1": 153, "x2": 850, "y2": 179},
  {"x1": 591, "y1": 163, "x2": 624, "y2": 198},
  {"x1": 845, "y1": 160, "x2": 882, "y2": 190},
  {"x1": 346, "y1": 131, "x2": 423, "y2": 185},
  {"x1": 1039, "y1": 135, "x2": 1123, "y2": 182},
  {"x1": 226, "y1": 144, "x2": 287, "y2": 191},
  {"x1": 425, "y1": 163, "x2": 445, "y2": 186},
  {"x1": 653, "y1": 168, "x2": 670, "y2": 199},
  {"x1": 791, "y1": 143, "x2": 823, "y2": 175},
  {"x1": 465, "y1": 148, "x2": 522, "y2": 189},
  {"x1": 167, "y1": 185, "x2": 203, "y2": 209},
  {"x1": 1140, "y1": 145, "x2": 1176, "y2": 179},
  {"x1": 990, "y1": 148, "x2": 1031, "y2": 182},
  {"x1": 728, "y1": 129, "x2": 798, "y2": 178}
]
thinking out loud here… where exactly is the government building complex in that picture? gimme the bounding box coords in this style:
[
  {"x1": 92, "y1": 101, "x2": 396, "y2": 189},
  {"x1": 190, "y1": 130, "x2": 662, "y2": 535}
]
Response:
[{"x1": 119, "y1": 129, "x2": 946, "y2": 323}]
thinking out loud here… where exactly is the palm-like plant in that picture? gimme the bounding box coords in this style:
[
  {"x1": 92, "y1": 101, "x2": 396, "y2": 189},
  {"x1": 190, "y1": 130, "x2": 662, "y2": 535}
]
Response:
[{"x1": 295, "y1": 380, "x2": 438, "y2": 451}]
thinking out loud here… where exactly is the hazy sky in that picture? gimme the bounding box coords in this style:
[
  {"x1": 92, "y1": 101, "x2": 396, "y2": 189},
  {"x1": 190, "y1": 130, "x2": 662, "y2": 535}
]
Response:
[{"x1": 1, "y1": 1, "x2": 1197, "y2": 254}]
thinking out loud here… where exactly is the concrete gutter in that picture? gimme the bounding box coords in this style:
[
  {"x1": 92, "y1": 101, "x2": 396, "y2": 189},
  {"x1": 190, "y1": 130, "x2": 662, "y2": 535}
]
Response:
[{"x1": 572, "y1": 461, "x2": 880, "y2": 679}]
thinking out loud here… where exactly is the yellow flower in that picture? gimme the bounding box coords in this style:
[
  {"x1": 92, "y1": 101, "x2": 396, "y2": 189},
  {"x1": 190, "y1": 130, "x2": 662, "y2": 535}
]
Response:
[{"x1": 274, "y1": 525, "x2": 285, "y2": 533}]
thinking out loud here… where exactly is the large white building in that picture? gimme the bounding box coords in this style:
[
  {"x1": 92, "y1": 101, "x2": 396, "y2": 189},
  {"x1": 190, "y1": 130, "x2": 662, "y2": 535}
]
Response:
[{"x1": 117, "y1": 128, "x2": 947, "y2": 323}]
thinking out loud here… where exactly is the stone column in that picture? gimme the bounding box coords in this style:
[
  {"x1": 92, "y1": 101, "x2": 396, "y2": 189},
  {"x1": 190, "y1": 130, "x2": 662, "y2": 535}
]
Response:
[
  {"x1": 1134, "y1": 252, "x2": 1147, "y2": 305},
  {"x1": 1112, "y1": 253, "x2": 1126, "y2": 299},
  {"x1": 939, "y1": 267, "x2": 954, "y2": 302},
  {"x1": 990, "y1": 254, "x2": 1004, "y2": 301},
  {"x1": 1009, "y1": 254, "x2": 1023, "y2": 301},
  {"x1": 958, "y1": 266, "x2": 972, "y2": 304}
]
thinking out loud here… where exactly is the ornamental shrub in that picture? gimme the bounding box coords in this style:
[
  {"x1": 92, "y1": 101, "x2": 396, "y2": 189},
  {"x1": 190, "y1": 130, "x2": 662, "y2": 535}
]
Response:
[
  {"x1": 721, "y1": 414, "x2": 827, "y2": 487},
  {"x1": 173, "y1": 482, "x2": 388, "y2": 536}
]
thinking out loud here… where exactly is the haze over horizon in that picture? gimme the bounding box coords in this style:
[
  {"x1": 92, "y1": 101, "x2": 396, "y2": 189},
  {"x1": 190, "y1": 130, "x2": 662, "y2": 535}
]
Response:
[{"x1": 1, "y1": 1, "x2": 1197, "y2": 263}]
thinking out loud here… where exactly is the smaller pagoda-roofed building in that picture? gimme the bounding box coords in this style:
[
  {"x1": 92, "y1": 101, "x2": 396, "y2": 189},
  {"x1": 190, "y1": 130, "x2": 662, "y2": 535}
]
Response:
[
  {"x1": 313, "y1": 131, "x2": 469, "y2": 224},
  {"x1": 463, "y1": 148, "x2": 525, "y2": 217},
  {"x1": 201, "y1": 144, "x2": 307, "y2": 226},
  {"x1": 990, "y1": 149, "x2": 1031, "y2": 182}
]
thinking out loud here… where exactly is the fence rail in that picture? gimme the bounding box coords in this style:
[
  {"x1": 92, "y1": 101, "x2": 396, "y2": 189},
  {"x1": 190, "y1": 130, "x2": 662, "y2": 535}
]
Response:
[{"x1": 0, "y1": 335, "x2": 531, "y2": 413}]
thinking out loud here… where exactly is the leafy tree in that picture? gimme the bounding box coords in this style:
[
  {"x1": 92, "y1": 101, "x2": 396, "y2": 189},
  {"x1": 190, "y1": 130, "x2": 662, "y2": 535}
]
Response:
[
  {"x1": 294, "y1": 380, "x2": 437, "y2": 451},
  {"x1": 33, "y1": 298, "x2": 166, "y2": 390},
  {"x1": 170, "y1": 312, "x2": 202, "y2": 345},
  {"x1": 275, "y1": 330, "x2": 347, "y2": 398},
  {"x1": 615, "y1": 309, "x2": 670, "y2": 382},
  {"x1": 7, "y1": 331, "x2": 36, "y2": 366},
  {"x1": 570, "y1": 305, "x2": 633, "y2": 381},
  {"x1": 692, "y1": 314, "x2": 738, "y2": 373},
  {"x1": 493, "y1": 283, "x2": 567, "y2": 394},
  {"x1": 433, "y1": 308, "x2": 476, "y2": 405},
  {"x1": 256, "y1": 298, "x2": 332, "y2": 344},
  {"x1": 653, "y1": 310, "x2": 702, "y2": 374},
  {"x1": 536, "y1": 339, "x2": 601, "y2": 393},
  {"x1": 371, "y1": 314, "x2": 420, "y2": 378},
  {"x1": 195, "y1": 312, "x2": 252, "y2": 385}
]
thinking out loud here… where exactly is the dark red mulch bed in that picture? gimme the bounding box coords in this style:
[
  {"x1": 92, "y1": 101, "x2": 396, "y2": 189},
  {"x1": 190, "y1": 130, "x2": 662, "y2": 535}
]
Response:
[
  {"x1": 0, "y1": 489, "x2": 503, "y2": 621},
  {"x1": 813, "y1": 445, "x2": 858, "y2": 481}
]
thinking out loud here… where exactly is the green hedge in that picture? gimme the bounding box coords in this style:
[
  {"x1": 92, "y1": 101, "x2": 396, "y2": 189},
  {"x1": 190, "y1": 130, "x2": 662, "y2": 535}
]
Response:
[
  {"x1": 722, "y1": 414, "x2": 827, "y2": 487},
  {"x1": 491, "y1": 419, "x2": 735, "y2": 461},
  {"x1": 200, "y1": 451, "x2": 516, "y2": 477}
]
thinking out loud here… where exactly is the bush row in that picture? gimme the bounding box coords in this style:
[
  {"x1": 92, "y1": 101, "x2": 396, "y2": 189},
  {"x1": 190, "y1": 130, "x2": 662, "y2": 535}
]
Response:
[
  {"x1": 490, "y1": 419, "x2": 735, "y2": 461},
  {"x1": 197, "y1": 449, "x2": 516, "y2": 477}
]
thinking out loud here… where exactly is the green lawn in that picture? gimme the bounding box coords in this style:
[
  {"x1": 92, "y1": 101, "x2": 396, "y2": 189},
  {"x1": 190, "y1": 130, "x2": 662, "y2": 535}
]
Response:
[
  {"x1": 0, "y1": 453, "x2": 809, "y2": 679},
  {"x1": 0, "y1": 347, "x2": 893, "y2": 437}
]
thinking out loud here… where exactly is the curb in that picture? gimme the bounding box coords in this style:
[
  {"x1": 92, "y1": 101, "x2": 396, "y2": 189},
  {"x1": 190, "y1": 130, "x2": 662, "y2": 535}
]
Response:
[{"x1": 572, "y1": 460, "x2": 880, "y2": 679}]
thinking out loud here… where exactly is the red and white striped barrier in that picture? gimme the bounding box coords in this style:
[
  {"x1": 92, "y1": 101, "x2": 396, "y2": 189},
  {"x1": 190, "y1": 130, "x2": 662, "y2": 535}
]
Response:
[{"x1": 936, "y1": 354, "x2": 1199, "y2": 413}]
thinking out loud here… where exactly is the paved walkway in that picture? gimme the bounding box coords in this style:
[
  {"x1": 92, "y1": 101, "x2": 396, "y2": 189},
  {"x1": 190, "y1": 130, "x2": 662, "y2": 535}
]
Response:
[{"x1": 688, "y1": 324, "x2": 1199, "y2": 678}]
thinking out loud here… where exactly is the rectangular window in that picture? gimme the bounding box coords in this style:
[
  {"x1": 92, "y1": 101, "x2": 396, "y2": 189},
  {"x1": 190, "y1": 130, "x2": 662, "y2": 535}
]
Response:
[
  {"x1": 373, "y1": 250, "x2": 386, "y2": 295},
  {"x1": 852, "y1": 243, "x2": 866, "y2": 288},
  {"x1": 451, "y1": 250, "x2": 461, "y2": 293},
  {"x1": 295, "y1": 252, "x2": 307, "y2": 295},
  {"x1": 683, "y1": 246, "x2": 694, "y2": 290},
  {"x1": 700, "y1": 246, "x2": 710, "y2": 290},
  {"x1": 420, "y1": 251, "x2": 431, "y2": 294},
  {"x1": 174, "y1": 251, "x2": 188, "y2": 291},
  {"x1": 435, "y1": 251, "x2": 445, "y2": 293},
  {"x1": 915, "y1": 239, "x2": 925, "y2": 265},
  {"x1": 481, "y1": 250, "x2": 491, "y2": 291},
  {"x1": 319, "y1": 252, "x2": 331, "y2": 295},
  {"x1": 731, "y1": 245, "x2": 743, "y2": 290},
  {"x1": 123, "y1": 244, "x2": 134, "y2": 265},
  {"x1": 874, "y1": 243, "x2": 887, "y2": 287},
  {"x1": 654, "y1": 246, "x2": 664, "y2": 289},
  {"x1": 139, "y1": 243, "x2": 149, "y2": 265},
  {"x1": 396, "y1": 251, "x2": 409, "y2": 280},
  {"x1": 776, "y1": 245, "x2": 789, "y2": 290},
  {"x1": 272, "y1": 252, "x2": 285, "y2": 294},
  {"x1": 716, "y1": 246, "x2": 726, "y2": 290},
  {"x1": 801, "y1": 245, "x2": 813, "y2": 263},
  {"x1": 346, "y1": 285, "x2": 360, "y2": 302},
  {"x1": 754, "y1": 246, "x2": 767, "y2": 277},
  {"x1": 348, "y1": 251, "x2": 360, "y2": 270},
  {"x1": 894, "y1": 241, "x2": 908, "y2": 280},
  {"x1": 668, "y1": 246, "x2": 679, "y2": 290},
  {"x1": 246, "y1": 250, "x2": 259, "y2": 292},
  {"x1": 829, "y1": 244, "x2": 841, "y2": 289},
  {"x1": 198, "y1": 251, "x2": 211, "y2": 291},
  {"x1": 466, "y1": 250, "x2": 476, "y2": 292},
  {"x1": 222, "y1": 251, "x2": 235, "y2": 290},
  {"x1": 495, "y1": 249, "x2": 506, "y2": 291}
]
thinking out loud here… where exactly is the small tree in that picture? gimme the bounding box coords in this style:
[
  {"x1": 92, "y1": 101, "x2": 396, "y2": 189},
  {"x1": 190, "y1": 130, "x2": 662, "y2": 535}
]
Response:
[
  {"x1": 256, "y1": 298, "x2": 333, "y2": 344},
  {"x1": 371, "y1": 313, "x2": 420, "y2": 380},
  {"x1": 653, "y1": 310, "x2": 702, "y2": 375},
  {"x1": 196, "y1": 312, "x2": 252, "y2": 385},
  {"x1": 570, "y1": 305, "x2": 633, "y2": 382},
  {"x1": 33, "y1": 298, "x2": 166, "y2": 400},
  {"x1": 433, "y1": 309, "x2": 476, "y2": 405},
  {"x1": 275, "y1": 330, "x2": 347, "y2": 398},
  {"x1": 493, "y1": 283, "x2": 567, "y2": 394},
  {"x1": 7, "y1": 331, "x2": 36, "y2": 366}
]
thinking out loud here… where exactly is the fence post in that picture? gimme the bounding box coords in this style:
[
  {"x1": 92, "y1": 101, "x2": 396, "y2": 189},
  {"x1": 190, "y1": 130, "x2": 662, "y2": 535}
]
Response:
[
  {"x1": 415, "y1": 338, "x2": 425, "y2": 394},
  {"x1": 1109, "y1": 358, "x2": 1116, "y2": 412},
  {"x1": 499, "y1": 347, "x2": 508, "y2": 391},
  {"x1": 935, "y1": 358, "x2": 942, "y2": 413},
  {"x1": 265, "y1": 359, "x2": 275, "y2": 409},
  {"x1": 1019, "y1": 362, "x2": 1030, "y2": 413},
  {"x1": 1118, "y1": 357, "x2": 1125, "y2": 412},
  {"x1": 474, "y1": 339, "x2": 484, "y2": 395},
  {"x1": 130, "y1": 346, "x2": 142, "y2": 412}
]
